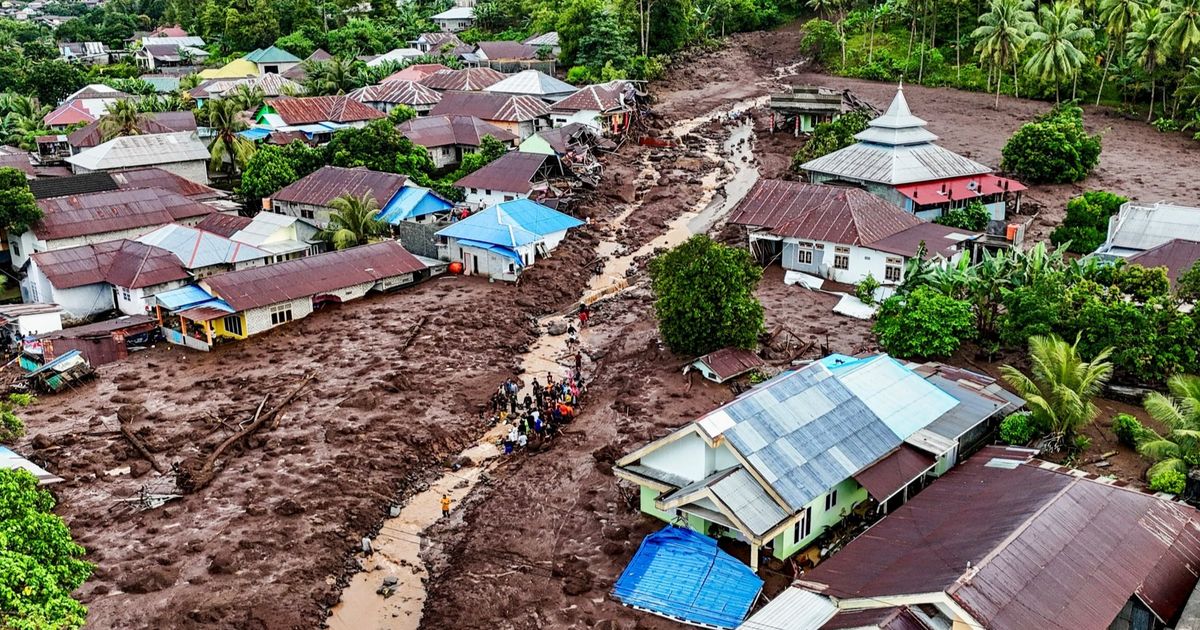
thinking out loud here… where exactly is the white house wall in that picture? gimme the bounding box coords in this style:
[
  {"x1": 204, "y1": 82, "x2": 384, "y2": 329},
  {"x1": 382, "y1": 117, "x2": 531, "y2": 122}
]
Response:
[
  {"x1": 552, "y1": 109, "x2": 601, "y2": 130},
  {"x1": 14, "y1": 312, "x2": 62, "y2": 336},
  {"x1": 641, "y1": 431, "x2": 710, "y2": 482},
  {"x1": 52, "y1": 283, "x2": 113, "y2": 319},
  {"x1": 462, "y1": 189, "x2": 528, "y2": 209},
  {"x1": 243, "y1": 297, "x2": 315, "y2": 335}
]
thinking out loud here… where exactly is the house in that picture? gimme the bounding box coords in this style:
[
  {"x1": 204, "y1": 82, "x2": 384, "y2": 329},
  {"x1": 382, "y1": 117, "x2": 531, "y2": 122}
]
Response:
[
  {"x1": 522, "y1": 32, "x2": 560, "y2": 57},
  {"x1": 253, "y1": 96, "x2": 386, "y2": 142},
  {"x1": 435, "y1": 198, "x2": 583, "y2": 281},
  {"x1": 800, "y1": 86, "x2": 1023, "y2": 222},
  {"x1": 243, "y1": 45, "x2": 301, "y2": 75},
  {"x1": 376, "y1": 186, "x2": 454, "y2": 224},
  {"x1": 453, "y1": 151, "x2": 552, "y2": 207},
  {"x1": 1096, "y1": 201, "x2": 1200, "y2": 261},
  {"x1": 10, "y1": 186, "x2": 217, "y2": 269},
  {"x1": 224, "y1": 211, "x2": 322, "y2": 260},
  {"x1": 197, "y1": 57, "x2": 259, "y2": 80},
  {"x1": 0, "y1": 145, "x2": 35, "y2": 177},
  {"x1": 28, "y1": 168, "x2": 229, "y2": 206},
  {"x1": 282, "y1": 49, "x2": 331, "y2": 82},
  {"x1": 430, "y1": 91, "x2": 550, "y2": 140},
  {"x1": 431, "y1": 6, "x2": 474, "y2": 32},
  {"x1": 382, "y1": 63, "x2": 452, "y2": 83},
  {"x1": 484, "y1": 70, "x2": 575, "y2": 102},
  {"x1": 189, "y1": 74, "x2": 302, "y2": 107},
  {"x1": 23, "y1": 239, "x2": 190, "y2": 318},
  {"x1": 269, "y1": 165, "x2": 408, "y2": 227},
  {"x1": 0, "y1": 304, "x2": 63, "y2": 350},
  {"x1": 472, "y1": 41, "x2": 538, "y2": 65},
  {"x1": 58, "y1": 41, "x2": 109, "y2": 64},
  {"x1": 33, "y1": 135, "x2": 72, "y2": 166},
  {"x1": 419, "y1": 67, "x2": 507, "y2": 92},
  {"x1": 347, "y1": 80, "x2": 442, "y2": 115},
  {"x1": 42, "y1": 84, "x2": 128, "y2": 129},
  {"x1": 138, "y1": 74, "x2": 182, "y2": 93},
  {"x1": 365, "y1": 48, "x2": 423, "y2": 67},
  {"x1": 409, "y1": 32, "x2": 464, "y2": 54},
  {"x1": 144, "y1": 25, "x2": 189, "y2": 38},
  {"x1": 518, "y1": 122, "x2": 603, "y2": 168},
  {"x1": 36, "y1": 314, "x2": 158, "y2": 366},
  {"x1": 153, "y1": 240, "x2": 433, "y2": 349},
  {"x1": 398, "y1": 114, "x2": 517, "y2": 169},
  {"x1": 65, "y1": 111, "x2": 197, "y2": 152},
  {"x1": 64, "y1": 131, "x2": 210, "y2": 184},
  {"x1": 1128, "y1": 238, "x2": 1200, "y2": 289},
  {"x1": 769, "y1": 446, "x2": 1200, "y2": 630},
  {"x1": 550, "y1": 80, "x2": 640, "y2": 133},
  {"x1": 685, "y1": 347, "x2": 764, "y2": 384},
  {"x1": 768, "y1": 85, "x2": 844, "y2": 134},
  {"x1": 729, "y1": 180, "x2": 979, "y2": 286},
  {"x1": 135, "y1": 42, "x2": 209, "y2": 70},
  {"x1": 614, "y1": 355, "x2": 1023, "y2": 570},
  {"x1": 136, "y1": 223, "x2": 272, "y2": 278},
  {"x1": 137, "y1": 35, "x2": 205, "y2": 48}
]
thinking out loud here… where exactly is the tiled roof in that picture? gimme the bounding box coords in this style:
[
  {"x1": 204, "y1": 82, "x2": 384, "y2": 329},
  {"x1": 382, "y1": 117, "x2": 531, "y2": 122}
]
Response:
[
  {"x1": 272, "y1": 165, "x2": 407, "y2": 208},
  {"x1": 31, "y1": 239, "x2": 189, "y2": 289},
  {"x1": 398, "y1": 114, "x2": 517, "y2": 148},
  {"x1": 202, "y1": 240, "x2": 426, "y2": 311},
  {"x1": 419, "y1": 67, "x2": 507, "y2": 91},
  {"x1": 552, "y1": 81, "x2": 632, "y2": 113},
  {"x1": 729, "y1": 180, "x2": 924, "y2": 246},
  {"x1": 430, "y1": 91, "x2": 550, "y2": 122},
  {"x1": 453, "y1": 151, "x2": 547, "y2": 193},
  {"x1": 268, "y1": 96, "x2": 386, "y2": 125},
  {"x1": 66, "y1": 111, "x2": 197, "y2": 149},
  {"x1": 348, "y1": 81, "x2": 442, "y2": 107},
  {"x1": 33, "y1": 187, "x2": 215, "y2": 240}
]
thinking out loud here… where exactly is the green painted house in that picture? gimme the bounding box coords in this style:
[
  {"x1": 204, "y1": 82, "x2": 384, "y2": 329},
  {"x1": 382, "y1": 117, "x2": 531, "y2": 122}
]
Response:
[{"x1": 615, "y1": 355, "x2": 1020, "y2": 571}]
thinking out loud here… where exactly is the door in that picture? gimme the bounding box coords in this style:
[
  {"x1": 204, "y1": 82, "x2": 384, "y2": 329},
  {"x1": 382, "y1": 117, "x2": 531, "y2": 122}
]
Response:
[{"x1": 472, "y1": 254, "x2": 479, "y2": 275}]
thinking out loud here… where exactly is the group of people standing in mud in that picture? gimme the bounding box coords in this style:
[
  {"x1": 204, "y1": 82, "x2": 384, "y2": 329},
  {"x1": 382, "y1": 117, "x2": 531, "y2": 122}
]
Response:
[{"x1": 489, "y1": 305, "x2": 591, "y2": 455}]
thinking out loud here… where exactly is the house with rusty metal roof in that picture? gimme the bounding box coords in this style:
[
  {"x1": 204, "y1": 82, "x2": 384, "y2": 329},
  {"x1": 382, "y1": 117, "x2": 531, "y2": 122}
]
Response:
[
  {"x1": 410, "y1": 32, "x2": 464, "y2": 54},
  {"x1": 399, "y1": 114, "x2": 518, "y2": 169},
  {"x1": 65, "y1": 111, "x2": 196, "y2": 152},
  {"x1": 757, "y1": 445, "x2": 1200, "y2": 630},
  {"x1": 29, "y1": 167, "x2": 229, "y2": 210},
  {"x1": 268, "y1": 166, "x2": 409, "y2": 227},
  {"x1": 420, "y1": 67, "x2": 508, "y2": 92},
  {"x1": 801, "y1": 86, "x2": 1023, "y2": 222},
  {"x1": 134, "y1": 41, "x2": 209, "y2": 71},
  {"x1": 551, "y1": 81, "x2": 640, "y2": 132},
  {"x1": 152, "y1": 240, "x2": 436, "y2": 349},
  {"x1": 383, "y1": 63, "x2": 453, "y2": 83},
  {"x1": 430, "y1": 6, "x2": 474, "y2": 33},
  {"x1": 10, "y1": 186, "x2": 217, "y2": 270},
  {"x1": 729, "y1": 180, "x2": 979, "y2": 286},
  {"x1": 430, "y1": 91, "x2": 550, "y2": 140},
  {"x1": 686, "y1": 347, "x2": 765, "y2": 384},
  {"x1": 22, "y1": 240, "x2": 190, "y2": 318},
  {"x1": 1128, "y1": 238, "x2": 1200, "y2": 290},
  {"x1": 65, "y1": 131, "x2": 211, "y2": 185},
  {"x1": 453, "y1": 151, "x2": 553, "y2": 208},
  {"x1": 348, "y1": 80, "x2": 442, "y2": 116},
  {"x1": 252, "y1": 96, "x2": 386, "y2": 142}
]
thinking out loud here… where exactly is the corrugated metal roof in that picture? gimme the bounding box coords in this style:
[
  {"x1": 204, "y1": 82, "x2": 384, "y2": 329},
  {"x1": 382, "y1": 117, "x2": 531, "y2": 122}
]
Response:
[
  {"x1": 272, "y1": 166, "x2": 406, "y2": 208},
  {"x1": 922, "y1": 374, "x2": 1014, "y2": 441},
  {"x1": 33, "y1": 187, "x2": 215, "y2": 240},
  {"x1": 803, "y1": 446, "x2": 1200, "y2": 629},
  {"x1": 868, "y1": 222, "x2": 978, "y2": 259},
  {"x1": 820, "y1": 607, "x2": 931, "y2": 630},
  {"x1": 852, "y1": 444, "x2": 935, "y2": 501},
  {"x1": 729, "y1": 180, "x2": 924, "y2": 247},
  {"x1": 202, "y1": 240, "x2": 425, "y2": 311},
  {"x1": 365, "y1": 48, "x2": 423, "y2": 67},
  {"x1": 1127, "y1": 238, "x2": 1200, "y2": 287},
  {"x1": 195, "y1": 212, "x2": 253, "y2": 237},
  {"x1": 695, "y1": 347, "x2": 765, "y2": 382},
  {"x1": 476, "y1": 41, "x2": 537, "y2": 60},
  {"x1": 802, "y1": 142, "x2": 991, "y2": 186},
  {"x1": 0, "y1": 445, "x2": 63, "y2": 485},
  {"x1": 553, "y1": 80, "x2": 633, "y2": 113},
  {"x1": 243, "y1": 45, "x2": 301, "y2": 63},
  {"x1": 523, "y1": 31, "x2": 559, "y2": 47},
  {"x1": 834, "y1": 356, "x2": 958, "y2": 440},
  {"x1": 137, "y1": 223, "x2": 269, "y2": 268},
  {"x1": 453, "y1": 151, "x2": 547, "y2": 193},
  {"x1": 155, "y1": 284, "x2": 216, "y2": 310},
  {"x1": 29, "y1": 172, "x2": 117, "y2": 199},
  {"x1": 65, "y1": 131, "x2": 209, "y2": 171},
  {"x1": 189, "y1": 73, "x2": 302, "y2": 99},
  {"x1": 895, "y1": 174, "x2": 1026, "y2": 205},
  {"x1": 348, "y1": 80, "x2": 442, "y2": 107},
  {"x1": 66, "y1": 111, "x2": 197, "y2": 149},
  {"x1": 709, "y1": 468, "x2": 790, "y2": 536},
  {"x1": 420, "y1": 67, "x2": 506, "y2": 91},
  {"x1": 737, "y1": 588, "x2": 836, "y2": 630},
  {"x1": 399, "y1": 114, "x2": 517, "y2": 148},
  {"x1": 1106, "y1": 202, "x2": 1200, "y2": 253},
  {"x1": 435, "y1": 198, "x2": 582, "y2": 247},
  {"x1": 31, "y1": 239, "x2": 189, "y2": 289},
  {"x1": 109, "y1": 166, "x2": 226, "y2": 200},
  {"x1": 382, "y1": 64, "x2": 452, "y2": 83},
  {"x1": 484, "y1": 70, "x2": 576, "y2": 98},
  {"x1": 431, "y1": 6, "x2": 473, "y2": 19},
  {"x1": 378, "y1": 186, "x2": 453, "y2": 223},
  {"x1": 268, "y1": 96, "x2": 386, "y2": 125},
  {"x1": 430, "y1": 91, "x2": 551, "y2": 122},
  {"x1": 40, "y1": 314, "x2": 155, "y2": 339},
  {"x1": 612, "y1": 526, "x2": 763, "y2": 629}
]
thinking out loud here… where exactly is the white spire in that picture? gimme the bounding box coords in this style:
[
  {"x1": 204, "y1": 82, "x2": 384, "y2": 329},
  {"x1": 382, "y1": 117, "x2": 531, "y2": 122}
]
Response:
[{"x1": 853, "y1": 84, "x2": 938, "y2": 146}]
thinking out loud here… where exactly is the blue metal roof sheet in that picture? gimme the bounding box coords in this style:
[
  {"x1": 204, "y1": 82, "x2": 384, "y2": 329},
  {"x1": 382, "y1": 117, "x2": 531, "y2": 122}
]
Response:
[
  {"x1": 378, "y1": 186, "x2": 453, "y2": 223},
  {"x1": 612, "y1": 526, "x2": 762, "y2": 629},
  {"x1": 435, "y1": 199, "x2": 583, "y2": 247},
  {"x1": 154, "y1": 284, "x2": 216, "y2": 310}
]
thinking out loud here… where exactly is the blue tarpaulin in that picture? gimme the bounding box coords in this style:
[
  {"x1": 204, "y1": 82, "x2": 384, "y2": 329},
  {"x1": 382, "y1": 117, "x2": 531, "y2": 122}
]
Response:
[
  {"x1": 612, "y1": 526, "x2": 762, "y2": 629},
  {"x1": 239, "y1": 127, "x2": 272, "y2": 140}
]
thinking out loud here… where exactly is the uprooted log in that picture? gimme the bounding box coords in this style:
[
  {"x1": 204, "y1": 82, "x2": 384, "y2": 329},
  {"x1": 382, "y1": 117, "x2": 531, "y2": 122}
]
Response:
[
  {"x1": 397, "y1": 316, "x2": 428, "y2": 353},
  {"x1": 117, "y1": 405, "x2": 164, "y2": 475},
  {"x1": 175, "y1": 373, "x2": 314, "y2": 494}
]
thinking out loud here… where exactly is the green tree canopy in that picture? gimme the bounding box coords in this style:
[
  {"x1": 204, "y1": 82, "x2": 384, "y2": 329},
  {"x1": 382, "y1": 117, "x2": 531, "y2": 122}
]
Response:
[
  {"x1": 1000, "y1": 333, "x2": 1113, "y2": 440},
  {"x1": 873, "y1": 285, "x2": 975, "y2": 358},
  {"x1": 237, "y1": 145, "x2": 299, "y2": 207},
  {"x1": 0, "y1": 167, "x2": 41, "y2": 234},
  {"x1": 318, "y1": 192, "x2": 386, "y2": 250},
  {"x1": 1000, "y1": 104, "x2": 1101, "y2": 183},
  {"x1": 648, "y1": 235, "x2": 764, "y2": 356},
  {"x1": 1138, "y1": 374, "x2": 1200, "y2": 479}
]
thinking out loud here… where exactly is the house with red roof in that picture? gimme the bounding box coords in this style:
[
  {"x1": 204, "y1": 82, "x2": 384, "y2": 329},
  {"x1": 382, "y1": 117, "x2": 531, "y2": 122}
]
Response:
[
  {"x1": 552, "y1": 80, "x2": 641, "y2": 133},
  {"x1": 382, "y1": 63, "x2": 452, "y2": 83},
  {"x1": 42, "y1": 84, "x2": 128, "y2": 129},
  {"x1": 253, "y1": 96, "x2": 386, "y2": 143},
  {"x1": 729, "y1": 180, "x2": 979, "y2": 286}
]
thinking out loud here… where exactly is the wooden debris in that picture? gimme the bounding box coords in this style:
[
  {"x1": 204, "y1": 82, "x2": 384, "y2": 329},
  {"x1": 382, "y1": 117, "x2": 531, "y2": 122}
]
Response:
[{"x1": 397, "y1": 316, "x2": 428, "y2": 353}]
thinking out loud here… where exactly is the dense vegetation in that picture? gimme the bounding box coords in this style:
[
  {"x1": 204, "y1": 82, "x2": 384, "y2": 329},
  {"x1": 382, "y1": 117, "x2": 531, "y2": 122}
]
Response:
[
  {"x1": 801, "y1": 0, "x2": 1200, "y2": 137},
  {"x1": 1000, "y1": 104, "x2": 1102, "y2": 182},
  {"x1": 1050, "y1": 189, "x2": 1127, "y2": 253}
]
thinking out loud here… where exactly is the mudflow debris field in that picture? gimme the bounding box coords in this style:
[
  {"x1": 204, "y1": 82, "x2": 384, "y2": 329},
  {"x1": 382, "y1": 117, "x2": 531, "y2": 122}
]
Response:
[{"x1": 20, "y1": 21, "x2": 1200, "y2": 630}]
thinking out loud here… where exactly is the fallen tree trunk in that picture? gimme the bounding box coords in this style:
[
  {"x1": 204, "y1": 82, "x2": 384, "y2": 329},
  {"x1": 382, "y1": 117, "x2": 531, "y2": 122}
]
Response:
[{"x1": 175, "y1": 373, "x2": 314, "y2": 494}]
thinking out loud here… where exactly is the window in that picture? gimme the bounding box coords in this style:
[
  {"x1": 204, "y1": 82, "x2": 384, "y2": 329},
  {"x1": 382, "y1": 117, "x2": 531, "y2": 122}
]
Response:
[
  {"x1": 796, "y1": 242, "x2": 813, "y2": 265},
  {"x1": 9, "y1": 240, "x2": 18, "y2": 256},
  {"x1": 121, "y1": 287, "x2": 131, "y2": 301},
  {"x1": 300, "y1": 209, "x2": 314, "y2": 219},
  {"x1": 825, "y1": 489, "x2": 838, "y2": 511},
  {"x1": 885, "y1": 256, "x2": 903, "y2": 282},
  {"x1": 833, "y1": 254, "x2": 849, "y2": 269},
  {"x1": 792, "y1": 506, "x2": 813, "y2": 543},
  {"x1": 223, "y1": 315, "x2": 243, "y2": 336},
  {"x1": 504, "y1": 195, "x2": 514, "y2": 202},
  {"x1": 269, "y1": 304, "x2": 294, "y2": 326}
]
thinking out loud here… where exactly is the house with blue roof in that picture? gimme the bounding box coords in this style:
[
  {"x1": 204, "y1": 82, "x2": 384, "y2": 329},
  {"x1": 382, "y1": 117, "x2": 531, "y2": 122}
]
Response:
[
  {"x1": 614, "y1": 355, "x2": 1020, "y2": 570},
  {"x1": 435, "y1": 198, "x2": 583, "y2": 281},
  {"x1": 377, "y1": 186, "x2": 454, "y2": 225}
]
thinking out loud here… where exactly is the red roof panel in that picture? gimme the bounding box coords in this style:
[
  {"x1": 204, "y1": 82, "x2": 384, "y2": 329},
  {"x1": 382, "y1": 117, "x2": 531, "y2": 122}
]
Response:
[
  {"x1": 696, "y1": 347, "x2": 764, "y2": 381},
  {"x1": 268, "y1": 96, "x2": 386, "y2": 125},
  {"x1": 895, "y1": 174, "x2": 1026, "y2": 205},
  {"x1": 851, "y1": 445, "x2": 936, "y2": 501},
  {"x1": 729, "y1": 180, "x2": 923, "y2": 246},
  {"x1": 398, "y1": 114, "x2": 517, "y2": 148},
  {"x1": 430, "y1": 91, "x2": 550, "y2": 123},
  {"x1": 34, "y1": 187, "x2": 215, "y2": 240},
  {"x1": 31, "y1": 240, "x2": 189, "y2": 289},
  {"x1": 271, "y1": 166, "x2": 406, "y2": 208},
  {"x1": 195, "y1": 213, "x2": 253, "y2": 238},
  {"x1": 453, "y1": 151, "x2": 547, "y2": 194},
  {"x1": 419, "y1": 68, "x2": 507, "y2": 91}
]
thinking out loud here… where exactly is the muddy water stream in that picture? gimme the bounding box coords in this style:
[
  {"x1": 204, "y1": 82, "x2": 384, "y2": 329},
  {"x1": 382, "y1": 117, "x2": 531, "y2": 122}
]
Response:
[{"x1": 327, "y1": 101, "x2": 761, "y2": 630}]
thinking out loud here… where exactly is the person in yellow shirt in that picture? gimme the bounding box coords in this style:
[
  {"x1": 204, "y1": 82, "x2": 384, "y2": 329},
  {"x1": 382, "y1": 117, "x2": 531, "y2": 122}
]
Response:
[{"x1": 440, "y1": 494, "x2": 452, "y2": 518}]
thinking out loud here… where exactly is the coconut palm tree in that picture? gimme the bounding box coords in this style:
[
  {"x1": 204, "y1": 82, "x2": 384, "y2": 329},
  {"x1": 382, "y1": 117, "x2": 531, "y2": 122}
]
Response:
[
  {"x1": 1000, "y1": 334, "x2": 1114, "y2": 442},
  {"x1": 226, "y1": 83, "x2": 266, "y2": 113},
  {"x1": 1096, "y1": 0, "x2": 1146, "y2": 103},
  {"x1": 974, "y1": 0, "x2": 1037, "y2": 107},
  {"x1": 1025, "y1": 1, "x2": 1095, "y2": 102},
  {"x1": 206, "y1": 98, "x2": 255, "y2": 177},
  {"x1": 1161, "y1": 0, "x2": 1200, "y2": 57},
  {"x1": 303, "y1": 57, "x2": 360, "y2": 96},
  {"x1": 98, "y1": 99, "x2": 146, "y2": 141},
  {"x1": 1127, "y1": 8, "x2": 1168, "y2": 120},
  {"x1": 1138, "y1": 374, "x2": 1200, "y2": 478},
  {"x1": 1178, "y1": 56, "x2": 1200, "y2": 108},
  {"x1": 318, "y1": 193, "x2": 387, "y2": 250}
]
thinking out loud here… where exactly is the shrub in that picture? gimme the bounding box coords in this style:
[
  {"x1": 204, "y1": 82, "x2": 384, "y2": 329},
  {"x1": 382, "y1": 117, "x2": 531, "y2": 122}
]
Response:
[
  {"x1": 792, "y1": 111, "x2": 870, "y2": 168},
  {"x1": 1000, "y1": 412, "x2": 1036, "y2": 445},
  {"x1": 855, "y1": 273, "x2": 881, "y2": 304},
  {"x1": 1050, "y1": 190, "x2": 1127, "y2": 254},
  {"x1": 933, "y1": 202, "x2": 990, "y2": 231},
  {"x1": 873, "y1": 286, "x2": 974, "y2": 358},
  {"x1": 1149, "y1": 468, "x2": 1187, "y2": 494},
  {"x1": 1111, "y1": 413, "x2": 1149, "y2": 447},
  {"x1": 1072, "y1": 435, "x2": 1092, "y2": 453},
  {"x1": 1001, "y1": 104, "x2": 1101, "y2": 184},
  {"x1": 1152, "y1": 117, "x2": 1181, "y2": 133}
]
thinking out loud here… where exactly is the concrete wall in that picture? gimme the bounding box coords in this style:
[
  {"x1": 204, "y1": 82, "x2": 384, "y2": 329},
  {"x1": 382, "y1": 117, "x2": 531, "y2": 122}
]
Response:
[
  {"x1": 13, "y1": 312, "x2": 61, "y2": 337},
  {"x1": 641, "y1": 431, "x2": 709, "y2": 482},
  {"x1": 427, "y1": 145, "x2": 461, "y2": 169},
  {"x1": 770, "y1": 477, "x2": 868, "y2": 560},
  {"x1": 243, "y1": 297, "x2": 314, "y2": 335},
  {"x1": 552, "y1": 109, "x2": 601, "y2": 130},
  {"x1": 53, "y1": 284, "x2": 113, "y2": 319},
  {"x1": 273, "y1": 200, "x2": 334, "y2": 227},
  {"x1": 11, "y1": 224, "x2": 170, "y2": 270},
  {"x1": 115, "y1": 280, "x2": 187, "y2": 316},
  {"x1": 393, "y1": 220, "x2": 442, "y2": 258},
  {"x1": 462, "y1": 189, "x2": 527, "y2": 209},
  {"x1": 433, "y1": 17, "x2": 473, "y2": 32},
  {"x1": 775, "y1": 237, "x2": 908, "y2": 286},
  {"x1": 445, "y1": 239, "x2": 521, "y2": 282}
]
